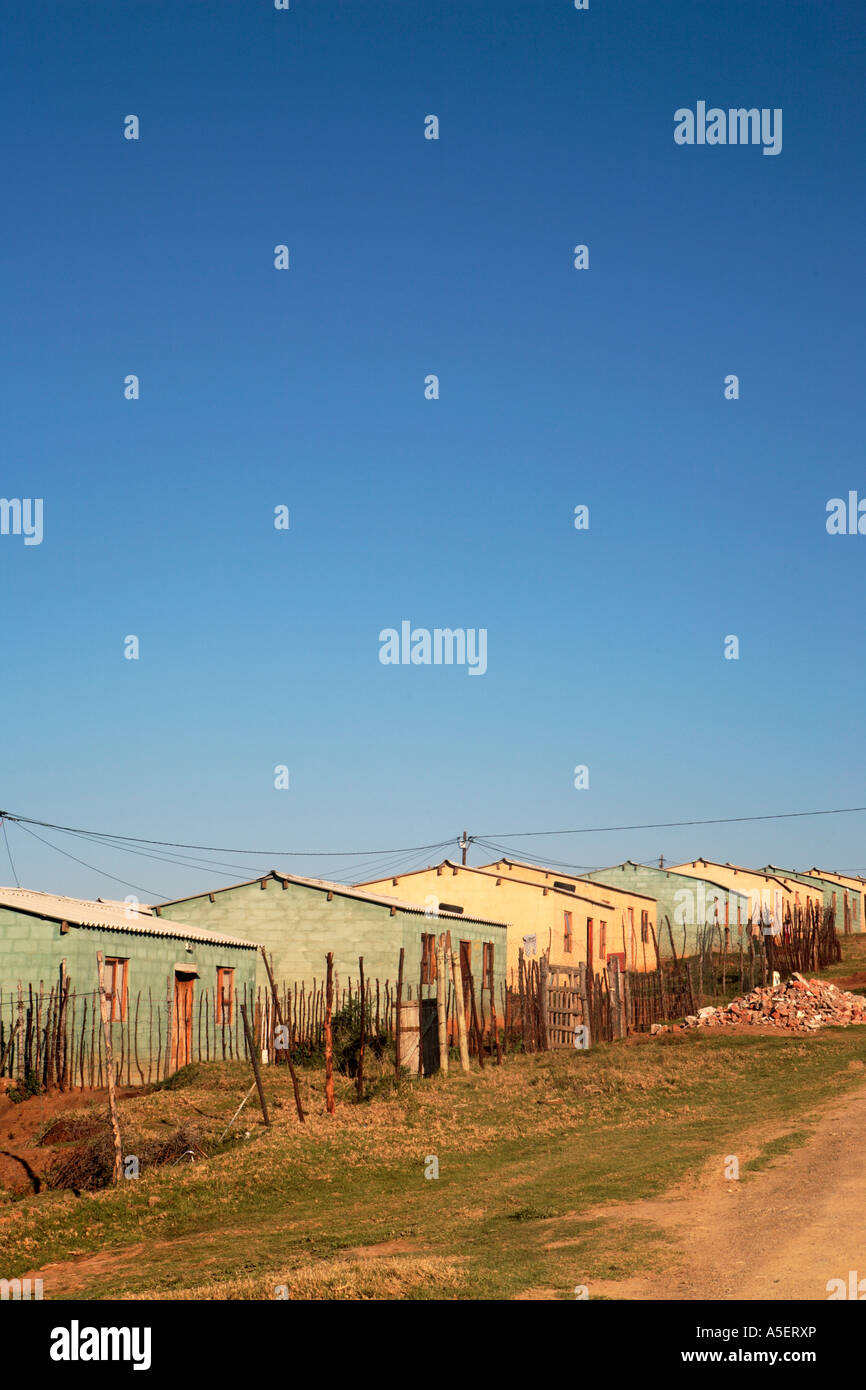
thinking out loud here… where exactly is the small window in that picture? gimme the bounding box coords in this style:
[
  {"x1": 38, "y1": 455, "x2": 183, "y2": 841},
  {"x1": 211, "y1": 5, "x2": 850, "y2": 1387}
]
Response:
[
  {"x1": 438, "y1": 902, "x2": 463, "y2": 915},
  {"x1": 628, "y1": 906, "x2": 634, "y2": 930},
  {"x1": 104, "y1": 957, "x2": 128, "y2": 1022},
  {"x1": 421, "y1": 933, "x2": 437, "y2": 984},
  {"x1": 553, "y1": 881, "x2": 575, "y2": 893},
  {"x1": 216, "y1": 966, "x2": 234, "y2": 1024},
  {"x1": 563, "y1": 910, "x2": 573, "y2": 953},
  {"x1": 640, "y1": 910, "x2": 649, "y2": 943}
]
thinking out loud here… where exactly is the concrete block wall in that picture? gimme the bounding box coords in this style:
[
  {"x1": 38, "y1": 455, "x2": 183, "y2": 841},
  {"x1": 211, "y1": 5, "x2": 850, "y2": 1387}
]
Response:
[
  {"x1": 0, "y1": 908, "x2": 257, "y2": 1063},
  {"x1": 159, "y1": 876, "x2": 507, "y2": 1001}
]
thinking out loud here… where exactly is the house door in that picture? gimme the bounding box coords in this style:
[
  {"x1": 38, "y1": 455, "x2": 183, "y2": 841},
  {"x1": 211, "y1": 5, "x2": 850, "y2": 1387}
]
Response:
[
  {"x1": 420, "y1": 999, "x2": 439, "y2": 1076},
  {"x1": 173, "y1": 972, "x2": 195, "y2": 1071}
]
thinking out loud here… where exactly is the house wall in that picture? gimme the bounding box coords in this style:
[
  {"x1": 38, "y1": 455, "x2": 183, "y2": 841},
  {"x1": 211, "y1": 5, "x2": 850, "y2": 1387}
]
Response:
[
  {"x1": 0, "y1": 908, "x2": 257, "y2": 1061},
  {"x1": 158, "y1": 875, "x2": 507, "y2": 1003},
  {"x1": 581, "y1": 862, "x2": 749, "y2": 957},
  {"x1": 358, "y1": 862, "x2": 657, "y2": 978},
  {"x1": 473, "y1": 860, "x2": 659, "y2": 974},
  {"x1": 669, "y1": 861, "x2": 801, "y2": 930},
  {"x1": 762, "y1": 867, "x2": 846, "y2": 929},
  {"x1": 800, "y1": 870, "x2": 866, "y2": 934}
]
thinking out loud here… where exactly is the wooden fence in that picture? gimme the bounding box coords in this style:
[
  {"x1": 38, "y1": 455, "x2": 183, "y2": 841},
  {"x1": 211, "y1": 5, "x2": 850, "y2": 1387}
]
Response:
[
  {"x1": 0, "y1": 962, "x2": 505, "y2": 1090},
  {"x1": 505, "y1": 908, "x2": 843, "y2": 1049},
  {"x1": 0, "y1": 981, "x2": 260, "y2": 1091}
]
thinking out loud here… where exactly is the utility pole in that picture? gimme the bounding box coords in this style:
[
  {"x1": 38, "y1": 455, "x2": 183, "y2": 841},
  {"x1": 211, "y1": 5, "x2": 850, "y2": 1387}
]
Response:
[{"x1": 460, "y1": 830, "x2": 469, "y2": 865}]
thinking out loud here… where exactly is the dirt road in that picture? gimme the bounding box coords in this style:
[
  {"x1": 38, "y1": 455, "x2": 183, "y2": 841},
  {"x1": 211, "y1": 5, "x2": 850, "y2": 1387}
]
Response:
[{"x1": 591, "y1": 1078, "x2": 866, "y2": 1300}]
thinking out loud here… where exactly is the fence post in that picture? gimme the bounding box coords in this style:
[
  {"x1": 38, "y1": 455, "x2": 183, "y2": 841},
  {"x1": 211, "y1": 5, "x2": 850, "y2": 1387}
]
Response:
[
  {"x1": 96, "y1": 952, "x2": 123, "y2": 1185},
  {"x1": 538, "y1": 956, "x2": 549, "y2": 1050},
  {"x1": 436, "y1": 937, "x2": 449, "y2": 1075},
  {"x1": 578, "y1": 963, "x2": 591, "y2": 1049},
  {"x1": 449, "y1": 946, "x2": 470, "y2": 1072},
  {"x1": 324, "y1": 952, "x2": 335, "y2": 1113}
]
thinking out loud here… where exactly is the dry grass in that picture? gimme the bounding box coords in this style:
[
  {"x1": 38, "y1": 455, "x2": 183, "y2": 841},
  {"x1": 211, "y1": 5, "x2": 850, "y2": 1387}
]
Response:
[{"x1": 129, "y1": 1254, "x2": 468, "y2": 1301}]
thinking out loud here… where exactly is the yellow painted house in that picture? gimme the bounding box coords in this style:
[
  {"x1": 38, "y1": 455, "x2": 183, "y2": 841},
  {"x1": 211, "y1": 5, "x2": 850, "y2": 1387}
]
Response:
[
  {"x1": 669, "y1": 860, "x2": 821, "y2": 930},
  {"x1": 800, "y1": 869, "x2": 866, "y2": 934},
  {"x1": 479, "y1": 858, "x2": 659, "y2": 973},
  {"x1": 355, "y1": 860, "x2": 647, "y2": 980},
  {"x1": 357, "y1": 860, "x2": 658, "y2": 979}
]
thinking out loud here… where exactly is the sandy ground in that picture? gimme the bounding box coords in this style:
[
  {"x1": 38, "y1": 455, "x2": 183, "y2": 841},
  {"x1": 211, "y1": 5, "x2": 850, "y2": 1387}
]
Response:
[
  {"x1": 587, "y1": 1075, "x2": 866, "y2": 1300},
  {"x1": 0, "y1": 1086, "x2": 137, "y2": 1195}
]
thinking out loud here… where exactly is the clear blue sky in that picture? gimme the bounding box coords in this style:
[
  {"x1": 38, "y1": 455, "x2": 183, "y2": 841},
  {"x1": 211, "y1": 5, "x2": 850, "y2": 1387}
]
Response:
[{"x1": 3, "y1": 0, "x2": 865, "y2": 903}]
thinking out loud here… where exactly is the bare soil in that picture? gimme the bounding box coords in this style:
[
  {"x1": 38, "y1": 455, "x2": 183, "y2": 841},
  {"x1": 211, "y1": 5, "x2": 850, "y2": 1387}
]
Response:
[
  {"x1": 585, "y1": 1080, "x2": 866, "y2": 1300},
  {"x1": 0, "y1": 1087, "x2": 139, "y2": 1196}
]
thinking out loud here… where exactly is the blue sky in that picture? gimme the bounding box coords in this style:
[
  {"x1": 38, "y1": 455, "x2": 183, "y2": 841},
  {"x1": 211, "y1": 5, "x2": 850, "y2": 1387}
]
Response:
[{"x1": 2, "y1": 0, "x2": 865, "y2": 902}]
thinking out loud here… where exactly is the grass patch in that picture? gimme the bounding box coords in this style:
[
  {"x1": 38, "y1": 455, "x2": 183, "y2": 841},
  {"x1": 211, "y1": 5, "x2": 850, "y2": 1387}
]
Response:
[{"x1": 741, "y1": 1128, "x2": 814, "y2": 1176}]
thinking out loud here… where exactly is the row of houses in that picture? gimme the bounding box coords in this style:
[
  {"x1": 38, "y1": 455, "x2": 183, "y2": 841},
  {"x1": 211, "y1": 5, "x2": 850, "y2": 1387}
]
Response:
[{"x1": 1, "y1": 853, "x2": 863, "y2": 1071}]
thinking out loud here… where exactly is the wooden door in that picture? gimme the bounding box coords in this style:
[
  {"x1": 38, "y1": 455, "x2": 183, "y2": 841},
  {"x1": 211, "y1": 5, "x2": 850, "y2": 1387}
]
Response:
[{"x1": 173, "y1": 973, "x2": 195, "y2": 1071}]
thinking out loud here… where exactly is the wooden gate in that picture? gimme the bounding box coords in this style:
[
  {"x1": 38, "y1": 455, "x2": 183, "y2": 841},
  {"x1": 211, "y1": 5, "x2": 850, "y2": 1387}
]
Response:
[{"x1": 546, "y1": 965, "x2": 586, "y2": 1048}]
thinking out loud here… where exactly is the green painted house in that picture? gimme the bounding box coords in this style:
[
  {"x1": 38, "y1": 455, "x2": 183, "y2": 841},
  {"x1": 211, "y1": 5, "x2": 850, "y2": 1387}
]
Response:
[
  {"x1": 579, "y1": 861, "x2": 750, "y2": 957},
  {"x1": 761, "y1": 866, "x2": 854, "y2": 930},
  {"x1": 158, "y1": 870, "x2": 508, "y2": 1002},
  {"x1": 0, "y1": 887, "x2": 259, "y2": 1079}
]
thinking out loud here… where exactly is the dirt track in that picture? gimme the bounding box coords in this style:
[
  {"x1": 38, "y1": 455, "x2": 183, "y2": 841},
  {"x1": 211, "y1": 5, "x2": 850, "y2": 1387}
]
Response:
[{"x1": 591, "y1": 1076, "x2": 866, "y2": 1301}]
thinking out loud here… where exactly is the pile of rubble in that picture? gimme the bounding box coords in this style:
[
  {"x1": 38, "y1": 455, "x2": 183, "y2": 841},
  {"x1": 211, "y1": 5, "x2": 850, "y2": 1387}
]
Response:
[{"x1": 652, "y1": 973, "x2": 866, "y2": 1035}]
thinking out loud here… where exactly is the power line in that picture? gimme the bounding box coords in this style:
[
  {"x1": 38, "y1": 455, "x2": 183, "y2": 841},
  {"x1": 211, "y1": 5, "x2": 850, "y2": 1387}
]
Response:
[
  {"x1": 12, "y1": 821, "x2": 169, "y2": 900},
  {"x1": 0, "y1": 810, "x2": 455, "y2": 859},
  {"x1": 474, "y1": 805, "x2": 866, "y2": 840},
  {"x1": 1, "y1": 816, "x2": 19, "y2": 887}
]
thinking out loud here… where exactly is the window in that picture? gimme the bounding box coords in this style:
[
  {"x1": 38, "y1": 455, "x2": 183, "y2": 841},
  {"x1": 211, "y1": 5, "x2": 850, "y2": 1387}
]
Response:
[
  {"x1": 640, "y1": 910, "x2": 649, "y2": 943},
  {"x1": 104, "y1": 957, "x2": 128, "y2": 1022},
  {"x1": 216, "y1": 966, "x2": 234, "y2": 1025},
  {"x1": 599, "y1": 922, "x2": 607, "y2": 958},
  {"x1": 553, "y1": 881, "x2": 575, "y2": 893},
  {"x1": 438, "y1": 902, "x2": 463, "y2": 915},
  {"x1": 628, "y1": 906, "x2": 634, "y2": 930},
  {"x1": 563, "y1": 910, "x2": 573, "y2": 954},
  {"x1": 421, "y1": 933, "x2": 437, "y2": 984}
]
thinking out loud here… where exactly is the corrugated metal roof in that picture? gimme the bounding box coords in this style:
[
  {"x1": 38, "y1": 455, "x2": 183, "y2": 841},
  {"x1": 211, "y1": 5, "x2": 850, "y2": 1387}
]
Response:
[
  {"x1": 0, "y1": 887, "x2": 259, "y2": 949},
  {"x1": 160, "y1": 869, "x2": 510, "y2": 930}
]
